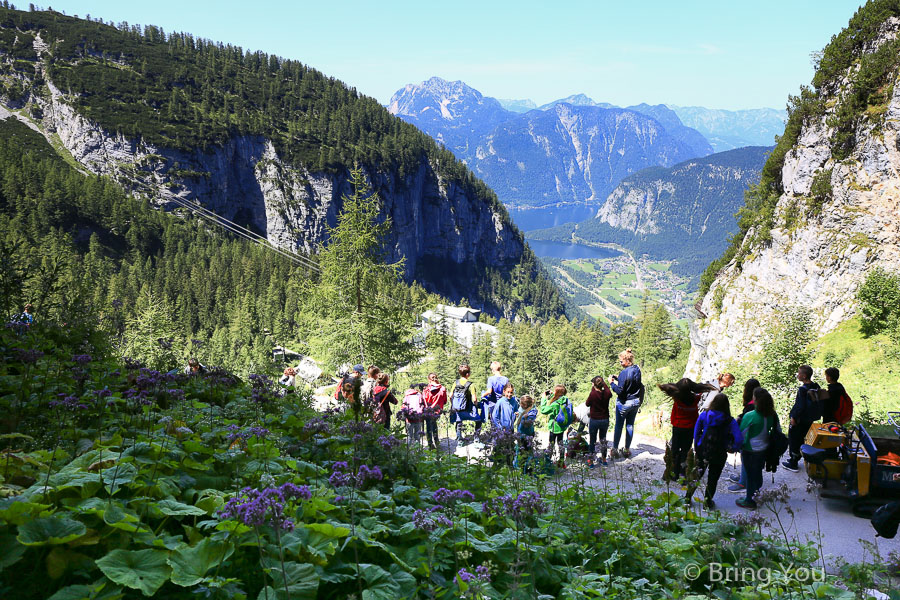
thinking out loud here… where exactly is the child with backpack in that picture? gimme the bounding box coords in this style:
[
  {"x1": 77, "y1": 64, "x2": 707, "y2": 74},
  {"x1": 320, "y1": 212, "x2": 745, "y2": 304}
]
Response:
[
  {"x1": 483, "y1": 361, "x2": 509, "y2": 427},
  {"x1": 401, "y1": 383, "x2": 426, "y2": 447},
  {"x1": 692, "y1": 393, "x2": 743, "y2": 509},
  {"x1": 540, "y1": 384, "x2": 572, "y2": 466},
  {"x1": 450, "y1": 364, "x2": 483, "y2": 446},
  {"x1": 422, "y1": 372, "x2": 447, "y2": 450},
  {"x1": 811, "y1": 367, "x2": 853, "y2": 425},
  {"x1": 737, "y1": 387, "x2": 781, "y2": 510}
]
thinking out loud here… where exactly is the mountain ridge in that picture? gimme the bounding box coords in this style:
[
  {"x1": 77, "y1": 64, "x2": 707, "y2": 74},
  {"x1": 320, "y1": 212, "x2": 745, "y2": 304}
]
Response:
[{"x1": 0, "y1": 8, "x2": 565, "y2": 319}]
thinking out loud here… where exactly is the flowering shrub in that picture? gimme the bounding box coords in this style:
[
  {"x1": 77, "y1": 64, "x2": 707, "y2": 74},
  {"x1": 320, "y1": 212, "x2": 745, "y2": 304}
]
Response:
[{"x1": 0, "y1": 331, "x2": 882, "y2": 599}]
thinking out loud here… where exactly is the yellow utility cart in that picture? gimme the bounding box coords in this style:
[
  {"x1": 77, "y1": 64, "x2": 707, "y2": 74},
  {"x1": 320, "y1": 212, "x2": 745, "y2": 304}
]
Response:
[{"x1": 801, "y1": 414, "x2": 900, "y2": 518}]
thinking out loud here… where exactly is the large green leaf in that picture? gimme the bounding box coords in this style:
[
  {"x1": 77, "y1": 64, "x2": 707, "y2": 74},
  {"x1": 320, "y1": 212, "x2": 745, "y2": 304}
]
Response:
[
  {"x1": 156, "y1": 498, "x2": 206, "y2": 516},
  {"x1": 0, "y1": 533, "x2": 26, "y2": 571},
  {"x1": 102, "y1": 504, "x2": 146, "y2": 533},
  {"x1": 46, "y1": 584, "x2": 97, "y2": 600},
  {"x1": 168, "y1": 538, "x2": 234, "y2": 586},
  {"x1": 17, "y1": 516, "x2": 87, "y2": 546},
  {"x1": 0, "y1": 498, "x2": 50, "y2": 525},
  {"x1": 96, "y1": 548, "x2": 171, "y2": 596},
  {"x1": 357, "y1": 563, "x2": 415, "y2": 600},
  {"x1": 101, "y1": 463, "x2": 137, "y2": 495},
  {"x1": 260, "y1": 558, "x2": 319, "y2": 599}
]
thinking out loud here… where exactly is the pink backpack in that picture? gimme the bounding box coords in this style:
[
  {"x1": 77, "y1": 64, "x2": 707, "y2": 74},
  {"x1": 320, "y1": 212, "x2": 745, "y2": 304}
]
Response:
[{"x1": 403, "y1": 389, "x2": 425, "y2": 422}]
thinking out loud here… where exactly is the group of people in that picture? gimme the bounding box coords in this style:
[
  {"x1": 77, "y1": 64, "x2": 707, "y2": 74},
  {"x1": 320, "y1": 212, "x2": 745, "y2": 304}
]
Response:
[
  {"x1": 332, "y1": 349, "x2": 647, "y2": 470},
  {"x1": 659, "y1": 365, "x2": 852, "y2": 510},
  {"x1": 329, "y1": 354, "x2": 851, "y2": 511}
]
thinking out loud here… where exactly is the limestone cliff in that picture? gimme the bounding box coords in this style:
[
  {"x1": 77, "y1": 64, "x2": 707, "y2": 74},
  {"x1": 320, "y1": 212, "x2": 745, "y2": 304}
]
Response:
[
  {"x1": 687, "y1": 12, "x2": 900, "y2": 378},
  {"x1": 0, "y1": 16, "x2": 543, "y2": 315}
]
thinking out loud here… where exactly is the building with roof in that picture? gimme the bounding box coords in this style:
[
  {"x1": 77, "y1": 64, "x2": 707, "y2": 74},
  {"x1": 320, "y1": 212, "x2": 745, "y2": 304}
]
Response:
[{"x1": 419, "y1": 304, "x2": 498, "y2": 349}]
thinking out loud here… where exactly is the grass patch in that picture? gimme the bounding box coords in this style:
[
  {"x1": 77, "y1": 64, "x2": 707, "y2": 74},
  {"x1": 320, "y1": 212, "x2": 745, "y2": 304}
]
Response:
[{"x1": 810, "y1": 316, "x2": 900, "y2": 421}]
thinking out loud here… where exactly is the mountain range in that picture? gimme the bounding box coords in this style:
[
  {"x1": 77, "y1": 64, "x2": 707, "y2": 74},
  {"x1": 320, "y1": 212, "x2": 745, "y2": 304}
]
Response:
[
  {"x1": 389, "y1": 78, "x2": 784, "y2": 224},
  {"x1": 389, "y1": 78, "x2": 717, "y2": 216},
  {"x1": 528, "y1": 146, "x2": 771, "y2": 279}
]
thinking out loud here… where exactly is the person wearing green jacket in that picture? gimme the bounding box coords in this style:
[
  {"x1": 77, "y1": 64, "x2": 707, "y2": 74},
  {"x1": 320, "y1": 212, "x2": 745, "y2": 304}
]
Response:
[
  {"x1": 736, "y1": 387, "x2": 780, "y2": 509},
  {"x1": 540, "y1": 384, "x2": 571, "y2": 466}
]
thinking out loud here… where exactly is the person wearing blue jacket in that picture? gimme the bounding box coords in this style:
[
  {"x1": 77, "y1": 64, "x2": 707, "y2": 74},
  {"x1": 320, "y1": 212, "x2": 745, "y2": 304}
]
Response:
[
  {"x1": 609, "y1": 348, "x2": 643, "y2": 459},
  {"x1": 782, "y1": 365, "x2": 820, "y2": 473},
  {"x1": 693, "y1": 393, "x2": 743, "y2": 509},
  {"x1": 490, "y1": 383, "x2": 519, "y2": 431}
]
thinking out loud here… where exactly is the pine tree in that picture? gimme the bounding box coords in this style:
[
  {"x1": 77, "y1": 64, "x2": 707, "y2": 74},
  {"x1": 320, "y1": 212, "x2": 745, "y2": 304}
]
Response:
[{"x1": 306, "y1": 167, "x2": 422, "y2": 372}]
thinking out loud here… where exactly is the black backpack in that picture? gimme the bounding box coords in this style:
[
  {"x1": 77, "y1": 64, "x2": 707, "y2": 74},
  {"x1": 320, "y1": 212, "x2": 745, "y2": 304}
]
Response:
[
  {"x1": 698, "y1": 421, "x2": 730, "y2": 465},
  {"x1": 872, "y1": 502, "x2": 900, "y2": 538},
  {"x1": 807, "y1": 386, "x2": 823, "y2": 421},
  {"x1": 450, "y1": 381, "x2": 472, "y2": 412},
  {"x1": 765, "y1": 420, "x2": 789, "y2": 472}
]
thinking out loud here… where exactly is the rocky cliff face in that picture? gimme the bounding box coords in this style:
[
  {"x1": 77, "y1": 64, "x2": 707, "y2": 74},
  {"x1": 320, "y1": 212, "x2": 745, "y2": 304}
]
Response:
[
  {"x1": 2, "y1": 39, "x2": 523, "y2": 287},
  {"x1": 687, "y1": 23, "x2": 900, "y2": 379},
  {"x1": 595, "y1": 146, "x2": 768, "y2": 238},
  {"x1": 389, "y1": 79, "x2": 712, "y2": 210},
  {"x1": 472, "y1": 103, "x2": 704, "y2": 209}
]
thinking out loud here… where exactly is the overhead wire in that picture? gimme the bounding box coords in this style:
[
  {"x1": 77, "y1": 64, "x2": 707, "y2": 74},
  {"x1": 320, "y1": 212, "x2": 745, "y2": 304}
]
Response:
[
  {"x1": 166, "y1": 195, "x2": 322, "y2": 272},
  {"x1": 166, "y1": 195, "x2": 416, "y2": 311}
]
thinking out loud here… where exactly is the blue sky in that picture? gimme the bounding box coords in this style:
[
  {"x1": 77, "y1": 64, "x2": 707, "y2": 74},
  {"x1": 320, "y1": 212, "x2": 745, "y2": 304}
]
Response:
[{"x1": 39, "y1": 0, "x2": 863, "y2": 110}]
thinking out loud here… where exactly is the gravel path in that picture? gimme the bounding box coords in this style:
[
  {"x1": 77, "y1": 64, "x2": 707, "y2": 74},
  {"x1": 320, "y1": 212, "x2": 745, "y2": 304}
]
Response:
[{"x1": 311, "y1": 387, "x2": 899, "y2": 571}]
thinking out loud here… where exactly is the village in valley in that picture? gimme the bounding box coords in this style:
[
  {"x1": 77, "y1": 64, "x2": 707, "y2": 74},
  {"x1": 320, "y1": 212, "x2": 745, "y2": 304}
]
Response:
[{"x1": 540, "y1": 254, "x2": 695, "y2": 327}]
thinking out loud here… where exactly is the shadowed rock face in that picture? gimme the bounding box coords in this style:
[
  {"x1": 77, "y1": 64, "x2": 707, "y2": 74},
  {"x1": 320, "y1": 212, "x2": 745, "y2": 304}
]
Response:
[
  {"x1": 6, "y1": 48, "x2": 523, "y2": 301},
  {"x1": 686, "y1": 22, "x2": 900, "y2": 380}
]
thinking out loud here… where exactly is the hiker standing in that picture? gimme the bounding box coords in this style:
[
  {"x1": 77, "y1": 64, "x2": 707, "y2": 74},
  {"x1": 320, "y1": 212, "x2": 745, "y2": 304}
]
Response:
[
  {"x1": 657, "y1": 378, "x2": 717, "y2": 480},
  {"x1": 699, "y1": 372, "x2": 736, "y2": 412},
  {"x1": 422, "y1": 373, "x2": 447, "y2": 450},
  {"x1": 815, "y1": 367, "x2": 848, "y2": 424},
  {"x1": 483, "y1": 361, "x2": 509, "y2": 429},
  {"x1": 372, "y1": 373, "x2": 398, "y2": 429},
  {"x1": 335, "y1": 364, "x2": 366, "y2": 400},
  {"x1": 539, "y1": 384, "x2": 572, "y2": 467},
  {"x1": 693, "y1": 393, "x2": 742, "y2": 509},
  {"x1": 401, "y1": 384, "x2": 426, "y2": 446},
  {"x1": 782, "y1": 365, "x2": 820, "y2": 473},
  {"x1": 490, "y1": 382, "x2": 519, "y2": 431},
  {"x1": 450, "y1": 364, "x2": 483, "y2": 445},
  {"x1": 737, "y1": 388, "x2": 780, "y2": 509},
  {"x1": 610, "y1": 349, "x2": 643, "y2": 459},
  {"x1": 584, "y1": 376, "x2": 612, "y2": 468},
  {"x1": 728, "y1": 378, "x2": 761, "y2": 493}
]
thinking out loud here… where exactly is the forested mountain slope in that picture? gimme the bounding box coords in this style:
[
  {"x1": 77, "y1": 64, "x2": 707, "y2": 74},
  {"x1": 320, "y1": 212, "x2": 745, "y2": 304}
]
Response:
[
  {"x1": 528, "y1": 146, "x2": 770, "y2": 279},
  {"x1": 0, "y1": 7, "x2": 564, "y2": 319},
  {"x1": 689, "y1": 0, "x2": 900, "y2": 378}
]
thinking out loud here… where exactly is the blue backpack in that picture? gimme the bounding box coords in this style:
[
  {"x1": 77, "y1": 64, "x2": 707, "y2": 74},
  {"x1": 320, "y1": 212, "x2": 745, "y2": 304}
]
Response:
[
  {"x1": 451, "y1": 381, "x2": 472, "y2": 412},
  {"x1": 555, "y1": 399, "x2": 573, "y2": 428}
]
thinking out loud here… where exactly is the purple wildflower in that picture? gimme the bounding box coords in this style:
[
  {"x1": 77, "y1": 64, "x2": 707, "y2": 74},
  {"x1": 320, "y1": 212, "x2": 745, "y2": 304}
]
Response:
[
  {"x1": 378, "y1": 435, "x2": 400, "y2": 450},
  {"x1": 339, "y1": 421, "x2": 373, "y2": 435},
  {"x1": 15, "y1": 348, "x2": 44, "y2": 364},
  {"x1": 218, "y1": 483, "x2": 310, "y2": 530},
  {"x1": 72, "y1": 354, "x2": 92, "y2": 365},
  {"x1": 123, "y1": 357, "x2": 144, "y2": 370},
  {"x1": 458, "y1": 568, "x2": 475, "y2": 584},
  {"x1": 49, "y1": 394, "x2": 89, "y2": 411},
  {"x1": 475, "y1": 564, "x2": 491, "y2": 583},
  {"x1": 433, "y1": 488, "x2": 475, "y2": 506},
  {"x1": 303, "y1": 418, "x2": 330, "y2": 434},
  {"x1": 175, "y1": 426, "x2": 194, "y2": 436}
]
